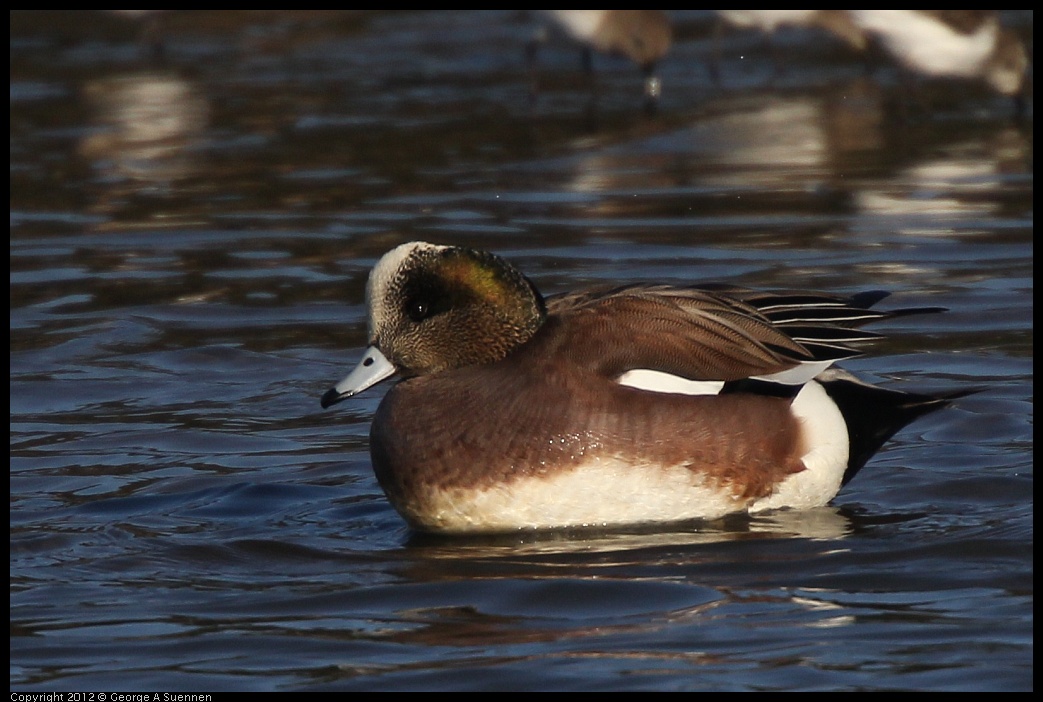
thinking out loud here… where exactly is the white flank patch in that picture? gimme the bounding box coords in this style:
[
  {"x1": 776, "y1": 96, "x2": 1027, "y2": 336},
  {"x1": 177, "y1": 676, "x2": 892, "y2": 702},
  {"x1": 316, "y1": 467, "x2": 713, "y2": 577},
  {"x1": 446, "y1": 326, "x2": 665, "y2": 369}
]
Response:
[
  {"x1": 750, "y1": 380, "x2": 849, "y2": 513},
  {"x1": 616, "y1": 371, "x2": 851, "y2": 513}
]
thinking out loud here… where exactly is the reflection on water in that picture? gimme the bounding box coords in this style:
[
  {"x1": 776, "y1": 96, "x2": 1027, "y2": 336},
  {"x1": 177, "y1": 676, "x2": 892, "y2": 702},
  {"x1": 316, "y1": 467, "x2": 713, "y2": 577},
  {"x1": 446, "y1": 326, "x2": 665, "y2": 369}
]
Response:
[
  {"x1": 10, "y1": 10, "x2": 1032, "y2": 692},
  {"x1": 80, "y1": 71, "x2": 209, "y2": 186},
  {"x1": 854, "y1": 127, "x2": 1032, "y2": 226},
  {"x1": 406, "y1": 507, "x2": 855, "y2": 561},
  {"x1": 558, "y1": 80, "x2": 888, "y2": 210}
]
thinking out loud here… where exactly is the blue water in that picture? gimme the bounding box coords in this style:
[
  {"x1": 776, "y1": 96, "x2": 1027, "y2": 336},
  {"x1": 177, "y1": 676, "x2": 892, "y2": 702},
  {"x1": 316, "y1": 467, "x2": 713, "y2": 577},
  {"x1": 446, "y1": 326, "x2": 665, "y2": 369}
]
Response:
[{"x1": 10, "y1": 11, "x2": 1032, "y2": 691}]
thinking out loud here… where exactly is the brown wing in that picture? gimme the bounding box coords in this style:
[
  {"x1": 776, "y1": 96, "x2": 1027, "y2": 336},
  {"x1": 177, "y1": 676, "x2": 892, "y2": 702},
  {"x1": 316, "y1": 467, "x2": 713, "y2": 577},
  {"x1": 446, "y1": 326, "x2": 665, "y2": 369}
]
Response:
[
  {"x1": 542, "y1": 284, "x2": 813, "y2": 382},
  {"x1": 542, "y1": 283, "x2": 933, "y2": 383}
]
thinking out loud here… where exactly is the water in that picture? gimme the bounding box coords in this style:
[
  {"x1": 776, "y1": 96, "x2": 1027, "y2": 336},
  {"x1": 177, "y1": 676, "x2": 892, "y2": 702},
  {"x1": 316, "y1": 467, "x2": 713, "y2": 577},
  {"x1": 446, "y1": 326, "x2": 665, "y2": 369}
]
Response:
[{"x1": 10, "y1": 11, "x2": 1032, "y2": 691}]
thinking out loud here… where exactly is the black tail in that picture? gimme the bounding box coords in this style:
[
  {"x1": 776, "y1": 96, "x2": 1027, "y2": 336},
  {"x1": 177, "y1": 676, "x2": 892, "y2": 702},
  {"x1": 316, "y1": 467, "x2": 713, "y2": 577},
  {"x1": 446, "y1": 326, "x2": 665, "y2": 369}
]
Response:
[{"x1": 817, "y1": 369, "x2": 977, "y2": 486}]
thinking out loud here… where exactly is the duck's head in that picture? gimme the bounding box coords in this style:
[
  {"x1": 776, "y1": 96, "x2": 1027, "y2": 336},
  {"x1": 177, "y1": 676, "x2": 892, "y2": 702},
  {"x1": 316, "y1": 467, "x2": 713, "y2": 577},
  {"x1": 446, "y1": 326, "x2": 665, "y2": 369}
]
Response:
[{"x1": 321, "y1": 241, "x2": 546, "y2": 408}]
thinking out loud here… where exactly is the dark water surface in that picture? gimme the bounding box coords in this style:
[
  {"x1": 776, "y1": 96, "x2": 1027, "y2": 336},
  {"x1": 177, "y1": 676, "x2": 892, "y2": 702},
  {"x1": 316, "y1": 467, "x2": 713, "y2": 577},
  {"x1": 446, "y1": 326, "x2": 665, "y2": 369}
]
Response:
[{"x1": 10, "y1": 11, "x2": 1032, "y2": 691}]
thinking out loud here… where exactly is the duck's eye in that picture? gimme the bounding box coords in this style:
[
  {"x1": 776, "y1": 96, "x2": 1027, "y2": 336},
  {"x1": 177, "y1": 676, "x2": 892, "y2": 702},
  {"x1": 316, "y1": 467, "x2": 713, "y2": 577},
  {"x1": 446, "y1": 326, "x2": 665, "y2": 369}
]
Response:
[{"x1": 407, "y1": 299, "x2": 430, "y2": 323}]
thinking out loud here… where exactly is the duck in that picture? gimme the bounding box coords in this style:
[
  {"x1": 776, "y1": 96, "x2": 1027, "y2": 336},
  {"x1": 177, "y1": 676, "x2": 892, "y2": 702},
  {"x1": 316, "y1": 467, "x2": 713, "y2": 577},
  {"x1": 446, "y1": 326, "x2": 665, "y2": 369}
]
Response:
[{"x1": 321, "y1": 241, "x2": 968, "y2": 534}]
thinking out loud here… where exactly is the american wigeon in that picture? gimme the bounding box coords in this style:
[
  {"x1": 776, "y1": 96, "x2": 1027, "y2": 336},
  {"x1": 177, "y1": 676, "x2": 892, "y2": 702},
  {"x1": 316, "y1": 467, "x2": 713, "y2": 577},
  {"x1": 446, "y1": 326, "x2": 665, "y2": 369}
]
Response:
[{"x1": 321, "y1": 241, "x2": 968, "y2": 534}]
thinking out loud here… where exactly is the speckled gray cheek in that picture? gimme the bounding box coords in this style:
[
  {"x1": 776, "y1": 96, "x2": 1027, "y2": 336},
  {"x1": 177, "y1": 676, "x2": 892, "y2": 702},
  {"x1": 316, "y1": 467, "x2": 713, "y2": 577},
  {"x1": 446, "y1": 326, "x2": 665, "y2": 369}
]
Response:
[
  {"x1": 376, "y1": 273, "x2": 406, "y2": 339},
  {"x1": 365, "y1": 269, "x2": 395, "y2": 341},
  {"x1": 365, "y1": 242, "x2": 448, "y2": 345}
]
